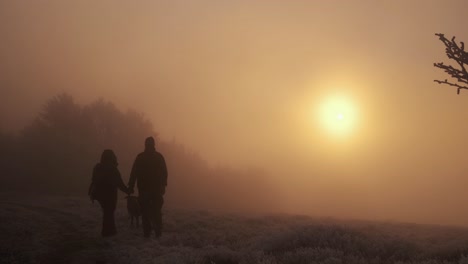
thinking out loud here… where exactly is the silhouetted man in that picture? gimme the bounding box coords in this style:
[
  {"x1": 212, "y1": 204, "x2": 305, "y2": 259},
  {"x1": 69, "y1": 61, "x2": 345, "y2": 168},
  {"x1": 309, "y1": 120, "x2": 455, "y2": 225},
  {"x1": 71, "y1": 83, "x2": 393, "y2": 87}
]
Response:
[{"x1": 128, "y1": 136, "x2": 168, "y2": 238}]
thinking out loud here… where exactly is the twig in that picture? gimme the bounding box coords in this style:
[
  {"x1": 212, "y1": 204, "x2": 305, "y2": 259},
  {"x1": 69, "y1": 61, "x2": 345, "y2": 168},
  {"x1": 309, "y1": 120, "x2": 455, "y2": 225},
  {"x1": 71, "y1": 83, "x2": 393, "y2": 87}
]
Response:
[{"x1": 434, "y1": 79, "x2": 468, "y2": 94}]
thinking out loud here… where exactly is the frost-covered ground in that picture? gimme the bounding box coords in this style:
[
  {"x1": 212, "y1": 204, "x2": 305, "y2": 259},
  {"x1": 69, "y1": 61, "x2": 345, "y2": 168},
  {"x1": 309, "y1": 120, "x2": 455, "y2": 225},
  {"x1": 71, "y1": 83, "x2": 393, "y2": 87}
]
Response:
[{"x1": 2, "y1": 193, "x2": 468, "y2": 264}]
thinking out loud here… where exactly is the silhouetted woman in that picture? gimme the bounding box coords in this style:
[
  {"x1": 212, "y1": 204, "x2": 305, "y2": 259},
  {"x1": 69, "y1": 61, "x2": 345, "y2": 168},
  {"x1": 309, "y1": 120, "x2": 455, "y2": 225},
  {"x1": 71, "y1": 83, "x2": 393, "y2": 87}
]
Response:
[{"x1": 88, "y1": 149, "x2": 129, "y2": 237}]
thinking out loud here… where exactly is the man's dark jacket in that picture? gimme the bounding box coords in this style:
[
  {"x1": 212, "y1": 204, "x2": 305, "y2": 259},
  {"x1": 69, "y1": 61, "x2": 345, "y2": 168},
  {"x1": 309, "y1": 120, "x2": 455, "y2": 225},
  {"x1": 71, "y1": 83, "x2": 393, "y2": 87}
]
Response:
[{"x1": 128, "y1": 147, "x2": 167, "y2": 195}]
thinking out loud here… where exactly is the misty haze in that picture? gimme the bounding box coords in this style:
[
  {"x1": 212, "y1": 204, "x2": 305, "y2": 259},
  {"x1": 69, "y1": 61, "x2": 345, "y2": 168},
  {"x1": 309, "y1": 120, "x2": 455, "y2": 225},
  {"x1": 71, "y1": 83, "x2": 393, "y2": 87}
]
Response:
[{"x1": 2, "y1": 1, "x2": 468, "y2": 263}]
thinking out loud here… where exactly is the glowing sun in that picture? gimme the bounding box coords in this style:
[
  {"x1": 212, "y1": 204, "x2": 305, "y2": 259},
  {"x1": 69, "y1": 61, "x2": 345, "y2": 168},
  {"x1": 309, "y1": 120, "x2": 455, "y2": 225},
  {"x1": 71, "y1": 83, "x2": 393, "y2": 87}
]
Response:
[{"x1": 317, "y1": 95, "x2": 357, "y2": 137}]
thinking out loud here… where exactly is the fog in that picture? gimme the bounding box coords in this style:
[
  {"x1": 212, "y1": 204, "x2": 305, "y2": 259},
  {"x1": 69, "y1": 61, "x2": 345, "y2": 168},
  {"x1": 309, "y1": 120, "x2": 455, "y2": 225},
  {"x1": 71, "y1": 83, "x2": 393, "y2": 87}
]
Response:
[{"x1": 2, "y1": 0, "x2": 468, "y2": 226}]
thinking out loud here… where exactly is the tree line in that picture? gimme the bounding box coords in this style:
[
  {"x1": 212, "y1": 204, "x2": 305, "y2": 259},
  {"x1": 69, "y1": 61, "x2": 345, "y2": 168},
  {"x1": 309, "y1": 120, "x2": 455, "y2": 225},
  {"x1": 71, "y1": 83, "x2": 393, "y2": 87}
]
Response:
[{"x1": 0, "y1": 93, "x2": 277, "y2": 211}]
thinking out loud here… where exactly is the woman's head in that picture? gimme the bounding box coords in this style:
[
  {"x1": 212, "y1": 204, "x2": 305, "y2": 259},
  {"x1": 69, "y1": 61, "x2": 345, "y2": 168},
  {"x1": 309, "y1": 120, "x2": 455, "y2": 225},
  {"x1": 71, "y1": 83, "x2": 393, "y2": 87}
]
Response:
[{"x1": 100, "y1": 149, "x2": 118, "y2": 166}]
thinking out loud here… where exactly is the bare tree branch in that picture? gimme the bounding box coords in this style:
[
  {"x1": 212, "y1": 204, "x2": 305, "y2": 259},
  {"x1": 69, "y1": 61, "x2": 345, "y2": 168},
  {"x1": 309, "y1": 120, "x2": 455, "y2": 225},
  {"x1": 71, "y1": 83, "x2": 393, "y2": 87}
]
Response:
[
  {"x1": 434, "y1": 33, "x2": 468, "y2": 94},
  {"x1": 433, "y1": 79, "x2": 468, "y2": 94}
]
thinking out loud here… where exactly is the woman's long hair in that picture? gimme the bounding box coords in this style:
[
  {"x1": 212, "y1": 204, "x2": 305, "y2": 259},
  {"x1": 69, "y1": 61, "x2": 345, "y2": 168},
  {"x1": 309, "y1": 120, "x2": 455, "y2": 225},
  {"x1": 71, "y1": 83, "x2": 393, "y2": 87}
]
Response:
[{"x1": 100, "y1": 149, "x2": 118, "y2": 167}]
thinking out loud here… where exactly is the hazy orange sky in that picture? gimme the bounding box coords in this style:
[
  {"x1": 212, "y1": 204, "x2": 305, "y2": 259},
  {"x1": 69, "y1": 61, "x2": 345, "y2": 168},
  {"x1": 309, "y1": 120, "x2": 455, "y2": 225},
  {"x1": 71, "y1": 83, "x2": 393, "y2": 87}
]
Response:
[{"x1": 2, "y1": 0, "x2": 468, "y2": 225}]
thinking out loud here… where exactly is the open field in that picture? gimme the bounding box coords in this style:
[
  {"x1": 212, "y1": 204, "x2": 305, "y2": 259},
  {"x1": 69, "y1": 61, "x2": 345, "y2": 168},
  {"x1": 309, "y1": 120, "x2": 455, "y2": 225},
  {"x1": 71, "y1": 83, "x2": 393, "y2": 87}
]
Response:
[{"x1": 2, "y1": 193, "x2": 468, "y2": 264}]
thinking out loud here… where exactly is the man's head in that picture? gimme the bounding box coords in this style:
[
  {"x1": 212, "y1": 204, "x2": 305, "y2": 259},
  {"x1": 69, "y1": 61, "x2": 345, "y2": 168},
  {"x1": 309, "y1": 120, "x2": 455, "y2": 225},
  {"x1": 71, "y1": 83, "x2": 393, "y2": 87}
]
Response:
[{"x1": 145, "y1": 136, "x2": 155, "y2": 148}]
